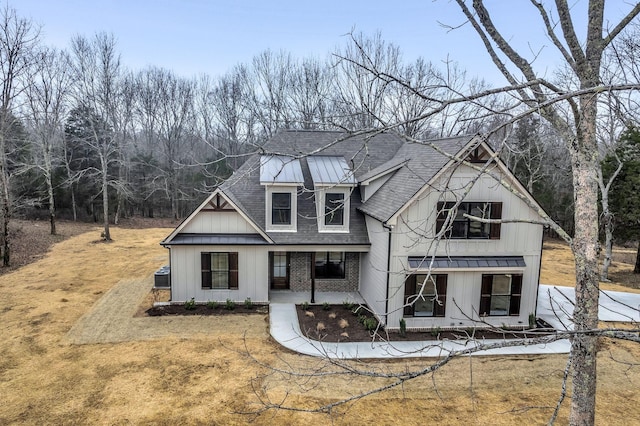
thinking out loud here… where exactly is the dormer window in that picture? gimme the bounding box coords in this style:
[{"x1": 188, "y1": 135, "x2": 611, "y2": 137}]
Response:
[
  {"x1": 307, "y1": 155, "x2": 356, "y2": 233},
  {"x1": 260, "y1": 155, "x2": 304, "y2": 232},
  {"x1": 325, "y1": 193, "x2": 344, "y2": 226},
  {"x1": 272, "y1": 192, "x2": 292, "y2": 225}
]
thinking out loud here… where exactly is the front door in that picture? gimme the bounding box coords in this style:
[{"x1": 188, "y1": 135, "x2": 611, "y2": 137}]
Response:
[{"x1": 270, "y1": 252, "x2": 290, "y2": 290}]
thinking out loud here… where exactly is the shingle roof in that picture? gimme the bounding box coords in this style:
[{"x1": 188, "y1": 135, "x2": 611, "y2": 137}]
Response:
[
  {"x1": 168, "y1": 233, "x2": 269, "y2": 245},
  {"x1": 220, "y1": 130, "x2": 405, "y2": 245},
  {"x1": 217, "y1": 130, "x2": 474, "y2": 244},
  {"x1": 358, "y1": 135, "x2": 473, "y2": 222}
]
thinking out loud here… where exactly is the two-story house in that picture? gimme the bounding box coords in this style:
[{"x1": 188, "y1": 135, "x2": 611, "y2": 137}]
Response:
[{"x1": 161, "y1": 130, "x2": 545, "y2": 330}]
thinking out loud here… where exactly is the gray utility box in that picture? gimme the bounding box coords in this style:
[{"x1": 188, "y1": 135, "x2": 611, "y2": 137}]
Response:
[{"x1": 154, "y1": 266, "x2": 171, "y2": 288}]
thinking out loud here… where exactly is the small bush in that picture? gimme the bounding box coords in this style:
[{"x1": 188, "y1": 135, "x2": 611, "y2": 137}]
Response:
[
  {"x1": 301, "y1": 301, "x2": 309, "y2": 311},
  {"x1": 363, "y1": 317, "x2": 377, "y2": 331},
  {"x1": 225, "y1": 299, "x2": 235, "y2": 310},
  {"x1": 206, "y1": 300, "x2": 218, "y2": 310},
  {"x1": 184, "y1": 298, "x2": 196, "y2": 310},
  {"x1": 328, "y1": 312, "x2": 337, "y2": 319},
  {"x1": 342, "y1": 300, "x2": 355, "y2": 310},
  {"x1": 244, "y1": 298, "x2": 253, "y2": 310},
  {"x1": 339, "y1": 318, "x2": 349, "y2": 329},
  {"x1": 322, "y1": 302, "x2": 330, "y2": 311},
  {"x1": 399, "y1": 318, "x2": 407, "y2": 337},
  {"x1": 358, "y1": 314, "x2": 367, "y2": 324},
  {"x1": 316, "y1": 322, "x2": 326, "y2": 332},
  {"x1": 430, "y1": 326, "x2": 441, "y2": 337}
]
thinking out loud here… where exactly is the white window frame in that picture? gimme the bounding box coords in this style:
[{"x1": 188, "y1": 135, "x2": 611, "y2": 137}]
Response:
[
  {"x1": 316, "y1": 186, "x2": 350, "y2": 233},
  {"x1": 265, "y1": 186, "x2": 298, "y2": 232}
]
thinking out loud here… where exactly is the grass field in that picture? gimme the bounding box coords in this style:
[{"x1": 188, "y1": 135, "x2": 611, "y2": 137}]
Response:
[{"x1": 0, "y1": 224, "x2": 638, "y2": 425}]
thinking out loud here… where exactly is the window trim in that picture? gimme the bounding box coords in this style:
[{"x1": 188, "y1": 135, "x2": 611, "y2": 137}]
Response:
[
  {"x1": 314, "y1": 251, "x2": 346, "y2": 279},
  {"x1": 404, "y1": 274, "x2": 447, "y2": 317},
  {"x1": 479, "y1": 273, "x2": 522, "y2": 316},
  {"x1": 316, "y1": 186, "x2": 350, "y2": 233},
  {"x1": 265, "y1": 186, "x2": 298, "y2": 232},
  {"x1": 272, "y1": 192, "x2": 292, "y2": 225},
  {"x1": 436, "y1": 201, "x2": 502, "y2": 239},
  {"x1": 201, "y1": 252, "x2": 238, "y2": 290}
]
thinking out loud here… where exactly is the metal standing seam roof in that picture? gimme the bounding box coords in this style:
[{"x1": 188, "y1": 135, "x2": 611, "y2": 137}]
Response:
[
  {"x1": 408, "y1": 256, "x2": 527, "y2": 269},
  {"x1": 162, "y1": 233, "x2": 269, "y2": 245},
  {"x1": 306, "y1": 155, "x2": 357, "y2": 185},
  {"x1": 259, "y1": 155, "x2": 304, "y2": 184}
]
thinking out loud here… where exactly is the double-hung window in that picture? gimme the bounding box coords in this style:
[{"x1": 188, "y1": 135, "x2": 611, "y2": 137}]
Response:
[
  {"x1": 479, "y1": 274, "x2": 522, "y2": 316},
  {"x1": 436, "y1": 201, "x2": 502, "y2": 239},
  {"x1": 201, "y1": 252, "x2": 238, "y2": 289},
  {"x1": 404, "y1": 274, "x2": 447, "y2": 317},
  {"x1": 272, "y1": 193, "x2": 292, "y2": 225},
  {"x1": 324, "y1": 193, "x2": 345, "y2": 225}
]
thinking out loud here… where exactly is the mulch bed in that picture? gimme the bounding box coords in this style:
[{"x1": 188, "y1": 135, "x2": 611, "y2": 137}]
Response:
[
  {"x1": 297, "y1": 304, "x2": 556, "y2": 343},
  {"x1": 145, "y1": 303, "x2": 269, "y2": 316}
]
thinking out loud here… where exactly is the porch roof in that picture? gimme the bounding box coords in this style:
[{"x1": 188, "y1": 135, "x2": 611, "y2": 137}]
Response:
[
  {"x1": 408, "y1": 256, "x2": 526, "y2": 270},
  {"x1": 164, "y1": 233, "x2": 269, "y2": 245}
]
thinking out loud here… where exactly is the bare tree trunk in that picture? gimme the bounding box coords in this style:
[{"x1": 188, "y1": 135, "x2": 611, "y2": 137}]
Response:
[
  {"x1": 101, "y1": 155, "x2": 111, "y2": 241},
  {"x1": 569, "y1": 94, "x2": 601, "y2": 426},
  {"x1": 635, "y1": 243, "x2": 640, "y2": 274},
  {"x1": 47, "y1": 173, "x2": 56, "y2": 235}
]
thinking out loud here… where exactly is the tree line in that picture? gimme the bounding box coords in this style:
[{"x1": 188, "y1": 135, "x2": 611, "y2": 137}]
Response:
[{"x1": 0, "y1": 4, "x2": 638, "y2": 266}]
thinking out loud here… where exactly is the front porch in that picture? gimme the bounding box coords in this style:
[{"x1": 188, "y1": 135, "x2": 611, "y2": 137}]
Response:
[{"x1": 269, "y1": 290, "x2": 364, "y2": 305}]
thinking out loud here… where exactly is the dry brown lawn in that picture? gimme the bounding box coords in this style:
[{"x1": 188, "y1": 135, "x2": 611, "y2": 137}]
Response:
[{"x1": 0, "y1": 227, "x2": 638, "y2": 425}]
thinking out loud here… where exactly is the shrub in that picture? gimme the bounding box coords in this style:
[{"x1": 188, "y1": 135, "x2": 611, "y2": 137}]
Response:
[
  {"x1": 301, "y1": 301, "x2": 309, "y2": 311},
  {"x1": 430, "y1": 326, "x2": 441, "y2": 337},
  {"x1": 225, "y1": 299, "x2": 235, "y2": 310},
  {"x1": 399, "y1": 318, "x2": 407, "y2": 337},
  {"x1": 342, "y1": 300, "x2": 355, "y2": 310},
  {"x1": 322, "y1": 302, "x2": 330, "y2": 311},
  {"x1": 363, "y1": 317, "x2": 377, "y2": 331},
  {"x1": 184, "y1": 298, "x2": 196, "y2": 310},
  {"x1": 244, "y1": 298, "x2": 253, "y2": 310},
  {"x1": 206, "y1": 300, "x2": 218, "y2": 310},
  {"x1": 339, "y1": 318, "x2": 349, "y2": 329}
]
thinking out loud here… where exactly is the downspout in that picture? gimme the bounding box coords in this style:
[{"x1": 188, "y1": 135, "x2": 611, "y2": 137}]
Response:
[
  {"x1": 533, "y1": 226, "x2": 545, "y2": 325},
  {"x1": 384, "y1": 223, "x2": 393, "y2": 326},
  {"x1": 310, "y1": 251, "x2": 316, "y2": 303}
]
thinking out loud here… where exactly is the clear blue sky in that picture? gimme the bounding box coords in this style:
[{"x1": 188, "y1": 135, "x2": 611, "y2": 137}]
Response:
[{"x1": 9, "y1": 0, "x2": 637, "y2": 85}]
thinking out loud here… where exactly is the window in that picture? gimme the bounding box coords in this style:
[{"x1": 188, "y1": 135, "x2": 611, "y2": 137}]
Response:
[
  {"x1": 479, "y1": 274, "x2": 522, "y2": 316},
  {"x1": 272, "y1": 193, "x2": 291, "y2": 225},
  {"x1": 315, "y1": 252, "x2": 345, "y2": 279},
  {"x1": 436, "y1": 201, "x2": 502, "y2": 239},
  {"x1": 324, "y1": 193, "x2": 345, "y2": 225},
  {"x1": 404, "y1": 274, "x2": 447, "y2": 317},
  {"x1": 201, "y1": 252, "x2": 238, "y2": 289}
]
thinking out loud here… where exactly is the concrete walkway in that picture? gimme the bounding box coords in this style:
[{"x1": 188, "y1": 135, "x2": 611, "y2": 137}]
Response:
[
  {"x1": 269, "y1": 284, "x2": 640, "y2": 359},
  {"x1": 67, "y1": 276, "x2": 267, "y2": 344}
]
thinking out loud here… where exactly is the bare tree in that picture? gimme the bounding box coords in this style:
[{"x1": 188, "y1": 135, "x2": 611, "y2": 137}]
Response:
[
  {"x1": 69, "y1": 32, "x2": 124, "y2": 241},
  {"x1": 0, "y1": 5, "x2": 39, "y2": 265},
  {"x1": 438, "y1": 1, "x2": 640, "y2": 423},
  {"x1": 23, "y1": 47, "x2": 74, "y2": 235}
]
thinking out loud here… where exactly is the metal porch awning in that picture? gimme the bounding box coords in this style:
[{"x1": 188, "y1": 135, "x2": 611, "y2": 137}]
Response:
[{"x1": 408, "y1": 256, "x2": 526, "y2": 269}]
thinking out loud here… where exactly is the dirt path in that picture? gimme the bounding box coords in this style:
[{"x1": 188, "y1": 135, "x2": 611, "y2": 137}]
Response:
[{"x1": 67, "y1": 276, "x2": 267, "y2": 344}]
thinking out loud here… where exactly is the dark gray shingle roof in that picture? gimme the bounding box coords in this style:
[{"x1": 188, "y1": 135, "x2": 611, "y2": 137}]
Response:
[
  {"x1": 358, "y1": 135, "x2": 473, "y2": 222},
  {"x1": 220, "y1": 130, "x2": 405, "y2": 245},
  {"x1": 215, "y1": 130, "x2": 474, "y2": 244}
]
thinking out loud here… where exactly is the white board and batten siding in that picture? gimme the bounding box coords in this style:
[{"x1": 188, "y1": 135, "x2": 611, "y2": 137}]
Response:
[
  {"x1": 170, "y1": 245, "x2": 269, "y2": 303},
  {"x1": 359, "y1": 215, "x2": 391, "y2": 320},
  {"x1": 180, "y1": 210, "x2": 256, "y2": 234},
  {"x1": 385, "y1": 164, "x2": 544, "y2": 329}
]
